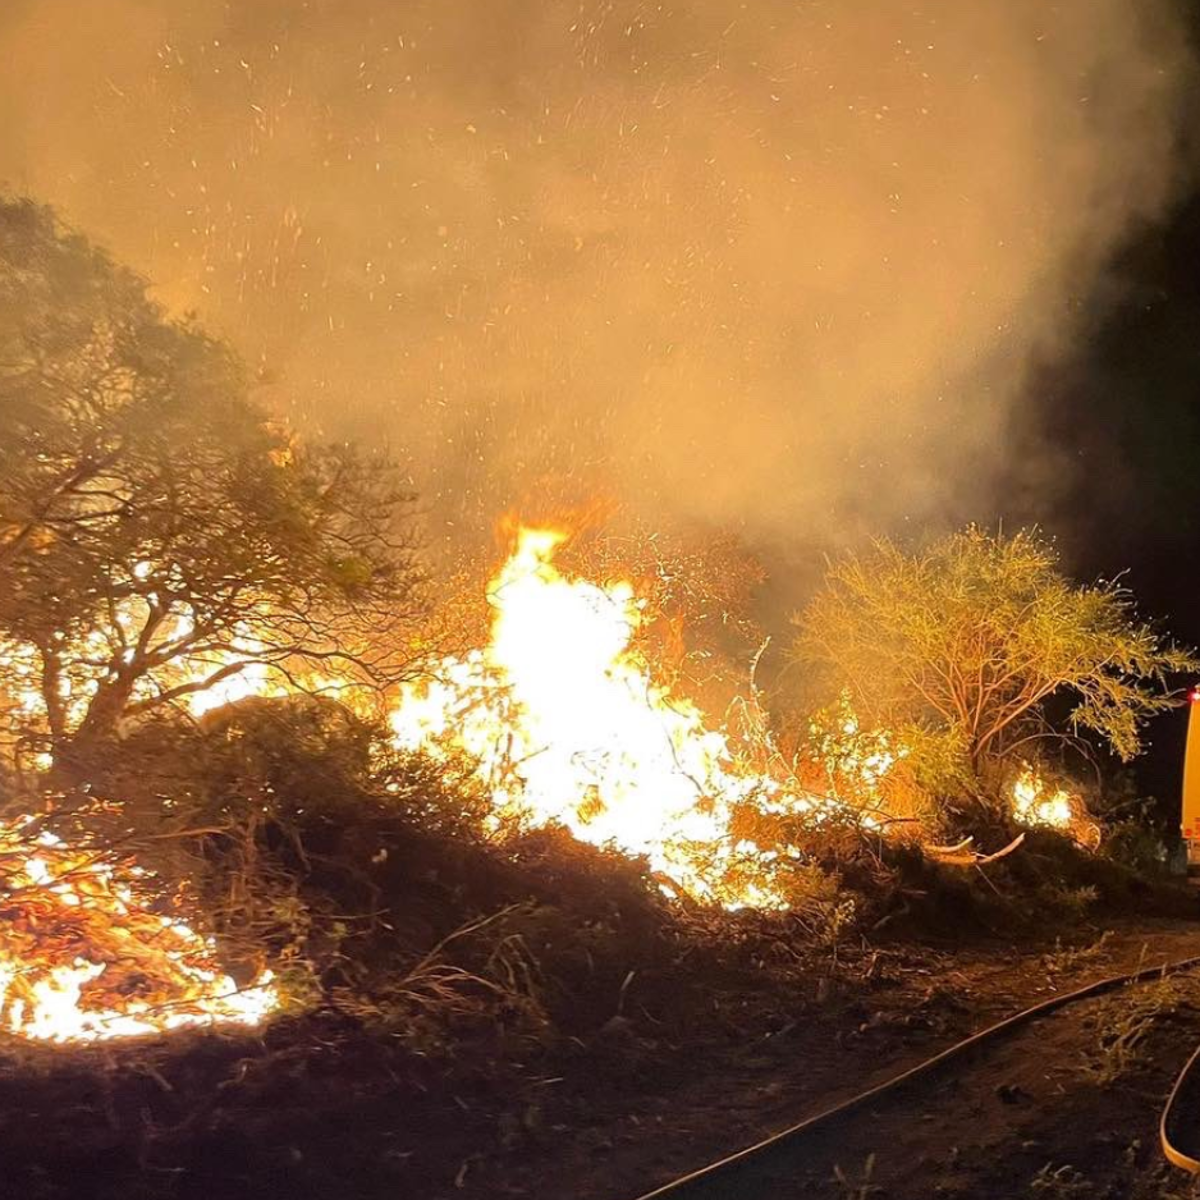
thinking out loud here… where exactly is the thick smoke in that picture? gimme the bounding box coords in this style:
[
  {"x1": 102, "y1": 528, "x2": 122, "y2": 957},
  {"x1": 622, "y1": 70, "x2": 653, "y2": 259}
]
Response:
[{"x1": 0, "y1": 0, "x2": 1193, "y2": 547}]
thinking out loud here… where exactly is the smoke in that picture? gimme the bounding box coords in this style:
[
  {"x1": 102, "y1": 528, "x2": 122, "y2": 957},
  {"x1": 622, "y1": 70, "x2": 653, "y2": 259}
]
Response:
[{"x1": 0, "y1": 0, "x2": 1194, "y2": 550}]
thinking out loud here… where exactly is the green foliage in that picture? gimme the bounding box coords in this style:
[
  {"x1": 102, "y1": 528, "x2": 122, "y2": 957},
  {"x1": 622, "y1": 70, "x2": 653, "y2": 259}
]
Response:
[
  {"x1": 793, "y1": 527, "x2": 1195, "y2": 811},
  {"x1": 0, "y1": 197, "x2": 424, "y2": 768},
  {"x1": 1036, "y1": 882, "x2": 1100, "y2": 920},
  {"x1": 1082, "y1": 772, "x2": 1173, "y2": 874}
]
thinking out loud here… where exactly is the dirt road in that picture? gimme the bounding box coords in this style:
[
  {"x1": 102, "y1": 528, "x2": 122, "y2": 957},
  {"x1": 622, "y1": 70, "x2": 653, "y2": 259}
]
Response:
[{"x1": 503, "y1": 921, "x2": 1200, "y2": 1200}]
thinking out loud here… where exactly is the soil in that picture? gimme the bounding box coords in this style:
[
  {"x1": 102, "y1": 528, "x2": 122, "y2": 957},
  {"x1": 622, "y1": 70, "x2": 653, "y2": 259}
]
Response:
[
  {"x1": 4, "y1": 916, "x2": 1200, "y2": 1200},
  {"x1": 506, "y1": 917, "x2": 1200, "y2": 1200},
  {"x1": 777, "y1": 969, "x2": 1200, "y2": 1199}
]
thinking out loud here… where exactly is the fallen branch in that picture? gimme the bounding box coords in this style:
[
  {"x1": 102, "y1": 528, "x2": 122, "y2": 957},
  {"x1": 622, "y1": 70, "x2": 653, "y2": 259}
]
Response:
[
  {"x1": 924, "y1": 832, "x2": 1025, "y2": 867},
  {"x1": 923, "y1": 836, "x2": 973, "y2": 857}
]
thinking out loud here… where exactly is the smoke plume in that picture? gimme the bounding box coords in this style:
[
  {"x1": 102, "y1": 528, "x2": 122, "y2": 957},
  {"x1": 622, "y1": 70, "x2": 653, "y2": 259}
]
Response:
[{"x1": 0, "y1": 0, "x2": 1194, "y2": 548}]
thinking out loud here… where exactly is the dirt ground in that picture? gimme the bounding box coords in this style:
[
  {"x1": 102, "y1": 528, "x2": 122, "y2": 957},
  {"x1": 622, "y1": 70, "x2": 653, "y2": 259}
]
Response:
[
  {"x1": 507, "y1": 918, "x2": 1200, "y2": 1200},
  {"x1": 770, "y1": 967, "x2": 1200, "y2": 1200},
  {"x1": 4, "y1": 916, "x2": 1200, "y2": 1200}
]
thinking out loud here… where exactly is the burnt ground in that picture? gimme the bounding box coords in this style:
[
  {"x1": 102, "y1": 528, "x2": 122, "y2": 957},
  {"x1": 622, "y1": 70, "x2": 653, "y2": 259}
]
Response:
[{"x1": 4, "y1": 916, "x2": 1200, "y2": 1200}]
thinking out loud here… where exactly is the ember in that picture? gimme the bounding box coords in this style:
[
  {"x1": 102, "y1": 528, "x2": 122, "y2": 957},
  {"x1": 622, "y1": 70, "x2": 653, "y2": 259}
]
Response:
[{"x1": 0, "y1": 818, "x2": 277, "y2": 1043}]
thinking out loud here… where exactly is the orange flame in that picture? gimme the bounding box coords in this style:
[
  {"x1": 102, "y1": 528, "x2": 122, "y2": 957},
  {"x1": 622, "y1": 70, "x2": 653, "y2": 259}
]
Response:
[
  {"x1": 0, "y1": 818, "x2": 277, "y2": 1043},
  {"x1": 391, "y1": 526, "x2": 881, "y2": 908}
]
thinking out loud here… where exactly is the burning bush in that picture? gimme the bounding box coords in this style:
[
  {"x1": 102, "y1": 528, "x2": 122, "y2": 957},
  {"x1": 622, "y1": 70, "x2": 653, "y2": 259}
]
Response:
[
  {"x1": 390, "y1": 524, "x2": 894, "y2": 910},
  {"x1": 792, "y1": 527, "x2": 1195, "y2": 834},
  {"x1": 0, "y1": 815, "x2": 276, "y2": 1042}
]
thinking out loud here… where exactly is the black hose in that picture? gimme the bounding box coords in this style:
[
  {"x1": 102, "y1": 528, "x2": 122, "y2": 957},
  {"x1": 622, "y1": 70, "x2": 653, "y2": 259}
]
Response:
[{"x1": 628, "y1": 951, "x2": 1200, "y2": 1200}]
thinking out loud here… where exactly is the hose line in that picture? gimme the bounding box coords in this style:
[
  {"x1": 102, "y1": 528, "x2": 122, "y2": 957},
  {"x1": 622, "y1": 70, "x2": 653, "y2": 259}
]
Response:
[
  {"x1": 1161, "y1": 1038, "x2": 1200, "y2": 1173},
  {"x1": 629, "y1": 952, "x2": 1200, "y2": 1200}
]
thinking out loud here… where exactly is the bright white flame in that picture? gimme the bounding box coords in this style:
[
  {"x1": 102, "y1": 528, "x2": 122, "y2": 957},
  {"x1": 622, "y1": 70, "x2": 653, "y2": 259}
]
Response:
[{"x1": 392, "y1": 527, "x2": 878, "y2": 908}]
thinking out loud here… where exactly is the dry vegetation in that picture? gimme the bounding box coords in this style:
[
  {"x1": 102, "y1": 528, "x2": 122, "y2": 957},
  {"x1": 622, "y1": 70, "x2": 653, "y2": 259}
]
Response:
[{"x1": 2, "y1": 195, "x2": 1199, "y2": 1198}]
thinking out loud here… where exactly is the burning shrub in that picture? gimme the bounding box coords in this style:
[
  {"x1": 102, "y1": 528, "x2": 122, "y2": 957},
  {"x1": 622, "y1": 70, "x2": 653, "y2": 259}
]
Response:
[
  {"x1": 792, "y1": 690, "x2": 932, "y2": 838},
  {"x1": 0, "y1": 814, "x2": 276, "y2": 1042},
  {"x1": 792, "y1": 527, "x2": 1194, "y2": 834},
  {"x1": 89, "y1": 696, "x2": 856, "y2": 1047},
  {"x1": 7, "y1": 695, "x2": 496, "y2": 1013},
  {"x1": 391, "y1": 524, "x2": 891, "y2": 911},
  {"x1": 1009, "y1": 762, "x2": 1101, "y2": 848}
]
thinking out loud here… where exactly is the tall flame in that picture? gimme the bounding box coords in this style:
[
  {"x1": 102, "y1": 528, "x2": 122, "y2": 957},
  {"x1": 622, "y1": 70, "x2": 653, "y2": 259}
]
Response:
[{"x1": 392, "y1": 527, "x2": 869, "y2": 908}]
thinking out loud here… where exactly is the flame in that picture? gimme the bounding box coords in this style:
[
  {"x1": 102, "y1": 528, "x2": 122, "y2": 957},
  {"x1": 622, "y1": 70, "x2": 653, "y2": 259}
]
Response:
[
  {"x1": 0, "y1": 818, "x2": 277, "y2": 1043},
  {"x1": 0, "y1": 604, "x2": 350, "y2": 757},
  {"x1": 392, "y1": 526, "x2": 876, "y2": 908},
  {"x1": 1010, "y1": 764, "x2": 1077, "y2": 831},
  {"x1": 1008, "y1": 763, "x2": 1100, "y2": 850},
  {"x1": 0, "y1": 523, "x2": 1107, "y2": 1018},
  {"x1": 805, "y1": 691, "x2": 907, "y2": 804}
]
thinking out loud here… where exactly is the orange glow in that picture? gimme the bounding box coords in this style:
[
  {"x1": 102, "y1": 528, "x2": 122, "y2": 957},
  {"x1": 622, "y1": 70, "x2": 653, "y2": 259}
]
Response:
[
  {"x1": 1010, "y1": 765, "x2": 1074, "y2": 830},
  {"x1": 391, "y1": 525, "x2": 888, "y2": 909},
  {"x1": 0, "y1": 818, "x2": 277, "y2": 1043},
  {"x1": 1008, "y1": 764, "x2": 1098, "y2": 846}
]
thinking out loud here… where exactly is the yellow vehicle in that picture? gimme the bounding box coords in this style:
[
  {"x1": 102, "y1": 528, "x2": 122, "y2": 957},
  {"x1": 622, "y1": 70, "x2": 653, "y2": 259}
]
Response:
[{"x1": 1183, "y1": 685, "x2": 1200, "y2": 866}]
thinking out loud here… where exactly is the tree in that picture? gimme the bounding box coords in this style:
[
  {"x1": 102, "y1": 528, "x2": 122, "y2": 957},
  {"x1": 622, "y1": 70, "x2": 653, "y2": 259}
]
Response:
[
  {"x1": 792, "y1": 527, "x2": 1195, "y2": 812},
  {"x1": 0, "y1": 197, "x2": 424, "y2": 771}
]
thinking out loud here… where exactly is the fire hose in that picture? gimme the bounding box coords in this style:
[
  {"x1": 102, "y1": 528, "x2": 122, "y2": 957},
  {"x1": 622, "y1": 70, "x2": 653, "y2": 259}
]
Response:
[
  {"x1": 628, "y1": 951, "x2": 1200, "y2": 1200},
  {"x1": 1162, "y1": 1038, "x2": 1200, "y2": 1172}
]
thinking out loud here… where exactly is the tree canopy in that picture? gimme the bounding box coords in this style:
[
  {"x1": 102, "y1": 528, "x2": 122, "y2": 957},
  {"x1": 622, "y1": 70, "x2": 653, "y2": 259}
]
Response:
[
  {"x1": 792, "y1": 527, "x2": 1195, "y2": 803},
  {"x1": 0, "y1": 197, "x2": 424, "y2": 770}
]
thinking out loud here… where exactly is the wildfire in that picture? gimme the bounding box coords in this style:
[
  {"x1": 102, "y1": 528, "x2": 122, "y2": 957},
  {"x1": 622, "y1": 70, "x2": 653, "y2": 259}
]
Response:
[
  {"x1": 0, "y1": 818, "x2": 277, "y2": 1043},
  {"x1": 392, "y1": 526, "x2": 870, "y2": 908},
  {"x1": 0, "y1": 522, "x2": 1107, "y2": 1021},
  {"x1": 1009, "y1": 763, "x2": 1099, "y2": 847},
  {"x1": 390, "y1": 525, "x2": 1110, "y2": 898}
]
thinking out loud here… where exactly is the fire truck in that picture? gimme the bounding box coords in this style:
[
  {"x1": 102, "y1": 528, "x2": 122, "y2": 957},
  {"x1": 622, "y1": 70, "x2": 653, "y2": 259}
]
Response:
[{"x1": 1182, "y1": 685, "x2": 1200, "y2": 868}]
